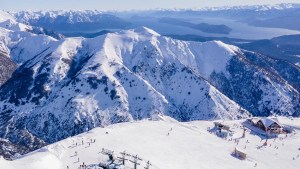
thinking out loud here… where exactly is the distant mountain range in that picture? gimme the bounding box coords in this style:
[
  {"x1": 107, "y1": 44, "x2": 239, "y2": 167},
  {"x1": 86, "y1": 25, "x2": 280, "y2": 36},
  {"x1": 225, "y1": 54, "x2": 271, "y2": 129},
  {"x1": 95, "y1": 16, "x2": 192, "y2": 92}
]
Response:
[
  {"x1": 10, "y1": 11, "x2": 130, "y2": 32},
  {"x1": 8, "y1": 3, "x2": 300, "y2": 39}
]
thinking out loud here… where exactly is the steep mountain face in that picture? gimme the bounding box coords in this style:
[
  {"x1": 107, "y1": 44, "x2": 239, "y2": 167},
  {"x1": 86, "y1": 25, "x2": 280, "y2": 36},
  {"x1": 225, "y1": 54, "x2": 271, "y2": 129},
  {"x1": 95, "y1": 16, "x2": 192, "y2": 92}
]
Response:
[
  {"x1": 209, "y1": 51, "x2": 300, "y2": 117},
  {"x1": 0, "y1": 43, "x2": 16, "y2": 86},
  {"x1": 0, "y1": 13, "x2": 17, "y2": 86},
  {"x1": 0, "y1": 26, "x2": 57, "y2": 64},
  {"x1": 155, "y1": 38, "x2": 300, "y2": 117}
]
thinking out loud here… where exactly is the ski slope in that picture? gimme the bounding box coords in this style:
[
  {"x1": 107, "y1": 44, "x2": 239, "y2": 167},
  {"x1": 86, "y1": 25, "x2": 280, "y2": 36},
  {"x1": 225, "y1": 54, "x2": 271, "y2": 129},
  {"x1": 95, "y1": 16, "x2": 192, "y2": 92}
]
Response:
[{"x1": 0, "y1": 116, "x2": 299, "y2": 169}]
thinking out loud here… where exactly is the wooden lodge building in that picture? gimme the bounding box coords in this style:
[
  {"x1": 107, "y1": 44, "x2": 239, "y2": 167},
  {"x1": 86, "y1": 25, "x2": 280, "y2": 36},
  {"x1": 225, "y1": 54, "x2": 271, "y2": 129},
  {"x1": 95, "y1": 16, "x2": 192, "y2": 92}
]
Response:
[{"x1": 249, "y1": 117, "x2": 283, "y2": 134}]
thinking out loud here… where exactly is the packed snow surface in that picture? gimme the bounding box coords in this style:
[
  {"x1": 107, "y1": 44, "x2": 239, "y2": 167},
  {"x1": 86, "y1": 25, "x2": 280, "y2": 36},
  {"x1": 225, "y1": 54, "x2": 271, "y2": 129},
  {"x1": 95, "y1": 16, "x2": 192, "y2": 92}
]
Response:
[{"x1": 1, "y1": 116, "x2": 299, "y2": 169}]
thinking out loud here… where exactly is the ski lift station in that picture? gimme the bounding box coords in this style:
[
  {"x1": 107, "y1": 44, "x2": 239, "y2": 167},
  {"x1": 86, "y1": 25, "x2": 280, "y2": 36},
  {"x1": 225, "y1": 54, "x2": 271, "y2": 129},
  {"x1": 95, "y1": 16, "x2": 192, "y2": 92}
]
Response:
[{"x1": 213, "y1": 122, "x2": 233, "y2": 138}]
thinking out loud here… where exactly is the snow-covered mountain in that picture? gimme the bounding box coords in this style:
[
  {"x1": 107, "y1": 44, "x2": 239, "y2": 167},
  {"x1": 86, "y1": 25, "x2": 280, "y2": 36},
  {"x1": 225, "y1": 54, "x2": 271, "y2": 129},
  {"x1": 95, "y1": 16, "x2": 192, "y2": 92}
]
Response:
[
  {"x1": 0, "y1": 11, "x2": 18, "y2": 86},
  {"x1": 0, "y1": 25, "x2": 250, "y2": 149},
  {"x1": 0, "y1": 11, "x2": 299, "y2": 159},
  {"x1": 10, "y1": 10, "x2": 130, "y2": 32},
  {"x1": 9, "y1": 5, "x2": 300, "y2": 40},
  {"x1": 203, "y1": 3, "x2": 300, "y2": 11}
]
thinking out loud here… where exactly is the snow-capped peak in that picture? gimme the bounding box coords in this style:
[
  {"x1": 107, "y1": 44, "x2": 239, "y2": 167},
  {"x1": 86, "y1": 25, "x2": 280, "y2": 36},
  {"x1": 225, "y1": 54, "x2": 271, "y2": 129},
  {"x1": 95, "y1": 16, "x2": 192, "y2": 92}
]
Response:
[
  {"x1": 212, "y1": 40, "x2": 240, "y2": 55},
  {"x1": 0, "y1": 11, "x2": 32, "y2": 32},
  {"x1": 198, "y1": 3, "x2": 300, "y2": 11},
  {"x1": 0, "y1": 19, "x2": 32, "y2": 32},
  {"x1": 0, "y1": 11, "x2": 15, "y2": 22},
  {"x1": 131, "y1": 26, "x2": 160, "y2": 37}
]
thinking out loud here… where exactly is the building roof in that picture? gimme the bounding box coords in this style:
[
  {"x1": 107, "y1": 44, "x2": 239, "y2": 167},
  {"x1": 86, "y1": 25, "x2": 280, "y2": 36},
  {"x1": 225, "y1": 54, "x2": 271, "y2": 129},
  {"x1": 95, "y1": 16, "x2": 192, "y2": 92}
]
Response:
[
  {"x1": 250, "y1": 117, "x2": 260, "y2": 124},
  {"x1": 259, "y1": 117, "x2": 281, "y2": 128}
]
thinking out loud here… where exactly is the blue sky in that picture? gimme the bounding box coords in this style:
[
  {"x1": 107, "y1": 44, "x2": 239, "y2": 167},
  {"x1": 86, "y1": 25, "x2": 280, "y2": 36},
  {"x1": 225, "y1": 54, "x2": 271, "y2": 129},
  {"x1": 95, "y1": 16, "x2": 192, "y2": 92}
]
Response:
[{"x1": 2, "y1": 0, "x2": 300, "y2": 11}]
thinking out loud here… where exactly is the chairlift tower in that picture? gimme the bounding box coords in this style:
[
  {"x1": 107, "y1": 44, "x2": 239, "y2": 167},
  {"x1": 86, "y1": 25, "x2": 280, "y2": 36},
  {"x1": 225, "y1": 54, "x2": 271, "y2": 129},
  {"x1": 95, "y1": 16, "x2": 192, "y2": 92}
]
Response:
[
  {"x1": 117, "y1": 151, "x2": 128, "y2": 165},
  {"x1": 129, "y1": 155, "x2": 141, "y2": 169}
]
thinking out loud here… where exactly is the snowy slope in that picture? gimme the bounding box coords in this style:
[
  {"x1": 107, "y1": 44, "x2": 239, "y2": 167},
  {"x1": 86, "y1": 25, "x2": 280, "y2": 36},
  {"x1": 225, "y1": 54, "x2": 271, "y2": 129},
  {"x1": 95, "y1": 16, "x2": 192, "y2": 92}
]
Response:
[
  {"x1": 0, "y1": 11, "x2": 15, "y2": 23},
  {"x1": 0, "y1": 18, "x2": 32, "y2": 32},
  {"x1": 0, "y1": 27, "x2": 58, "y2": 62},
  {"x1": 0, "y1": 11, "x2": 35, "y2": 33},
  {"x1": 0, "y1": 116, "x2": 299, "y2": 169}
]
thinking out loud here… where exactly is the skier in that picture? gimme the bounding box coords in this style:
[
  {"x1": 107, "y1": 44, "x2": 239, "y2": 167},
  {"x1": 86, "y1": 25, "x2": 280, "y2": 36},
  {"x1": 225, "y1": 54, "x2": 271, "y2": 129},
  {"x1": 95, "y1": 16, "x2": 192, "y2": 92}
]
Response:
[
  {"x1": 242, "y1": 128, "x2": 246, "y2": 138},
  {"x1": 263, "y1": 139, "x2": 268, "y2": 146}
]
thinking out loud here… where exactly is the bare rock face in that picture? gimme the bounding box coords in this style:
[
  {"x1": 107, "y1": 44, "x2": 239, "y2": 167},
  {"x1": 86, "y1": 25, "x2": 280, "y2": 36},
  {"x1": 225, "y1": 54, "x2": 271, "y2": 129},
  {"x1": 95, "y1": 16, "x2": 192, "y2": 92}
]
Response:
[{"x1": 0, "y1": 52, "x2": 16, "y2": 87}]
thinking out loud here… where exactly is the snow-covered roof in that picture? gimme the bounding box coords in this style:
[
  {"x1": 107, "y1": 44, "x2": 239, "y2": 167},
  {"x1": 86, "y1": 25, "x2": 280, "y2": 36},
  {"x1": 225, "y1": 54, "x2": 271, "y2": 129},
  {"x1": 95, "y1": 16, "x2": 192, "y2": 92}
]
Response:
[
  {"x1": 250, "y1": 117, "x2": 260, "y2": 124},
  {"x1": 259, "y1": 117, "x2": 281, "y2": 128}
]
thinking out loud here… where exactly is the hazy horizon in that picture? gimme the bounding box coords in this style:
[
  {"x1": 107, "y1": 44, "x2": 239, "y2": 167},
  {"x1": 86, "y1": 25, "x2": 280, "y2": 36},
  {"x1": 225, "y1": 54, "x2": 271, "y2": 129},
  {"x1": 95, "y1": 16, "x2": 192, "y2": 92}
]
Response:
[{"x1": 2, "y1": 0, "x2": 300, "y2": 11}]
